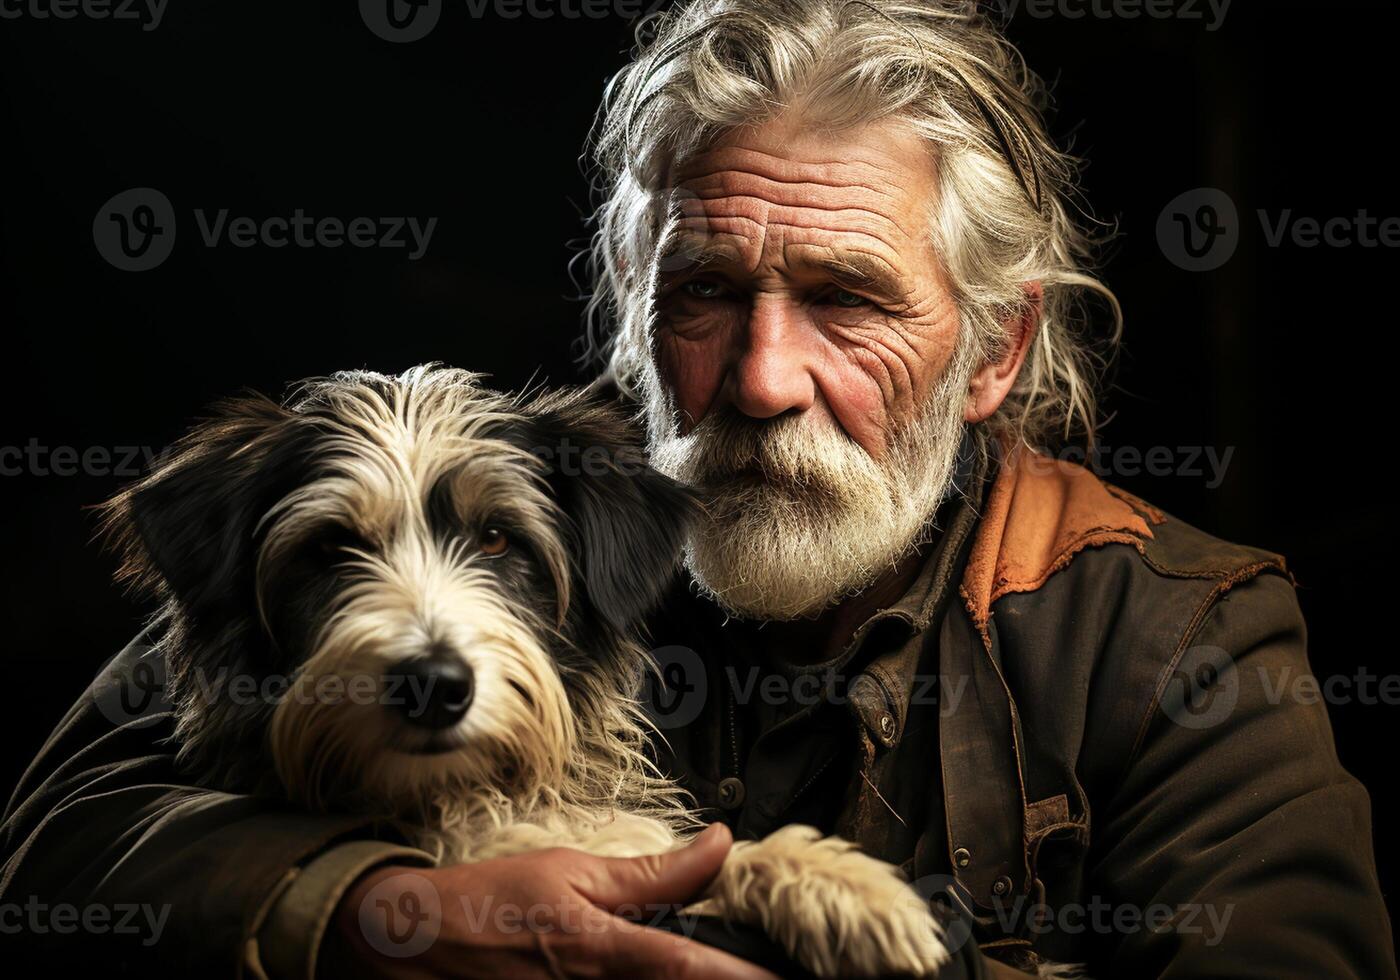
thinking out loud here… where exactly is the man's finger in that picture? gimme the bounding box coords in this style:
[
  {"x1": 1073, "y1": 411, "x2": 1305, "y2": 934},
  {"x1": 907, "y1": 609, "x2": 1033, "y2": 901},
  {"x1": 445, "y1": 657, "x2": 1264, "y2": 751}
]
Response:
[{"x1": 579, "y1": 822, "x2": 733, "y2": 912}]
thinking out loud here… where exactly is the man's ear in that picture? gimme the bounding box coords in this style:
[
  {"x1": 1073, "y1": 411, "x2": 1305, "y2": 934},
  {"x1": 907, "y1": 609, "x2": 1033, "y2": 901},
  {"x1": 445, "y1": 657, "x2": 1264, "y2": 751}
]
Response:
[
  {"x1": 965, "y1": 281, "x2": 1042, "y2": 424},
  {"x1": 99, "y1": 396, "x2": 316, "y2": 627},
  {"x1": 510, "y1": 385, "x2": 699, "y2": 633}
]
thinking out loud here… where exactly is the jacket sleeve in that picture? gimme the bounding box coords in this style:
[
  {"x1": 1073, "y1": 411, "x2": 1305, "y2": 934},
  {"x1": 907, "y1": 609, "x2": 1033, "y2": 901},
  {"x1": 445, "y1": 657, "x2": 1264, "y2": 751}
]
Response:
[
  {"x1": 1087, "y1": 572, "x2": 1396, "y2": 978},
  {"x1": 0, "y1": 632, "x2": 433, "y2": 977}
]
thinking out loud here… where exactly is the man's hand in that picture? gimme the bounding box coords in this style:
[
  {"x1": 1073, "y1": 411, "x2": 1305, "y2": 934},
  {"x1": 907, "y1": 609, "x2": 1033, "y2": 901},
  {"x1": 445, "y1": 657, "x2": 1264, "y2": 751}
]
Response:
[{"x1": 321, "y1": 822, "x2": 777, "y2": 979}]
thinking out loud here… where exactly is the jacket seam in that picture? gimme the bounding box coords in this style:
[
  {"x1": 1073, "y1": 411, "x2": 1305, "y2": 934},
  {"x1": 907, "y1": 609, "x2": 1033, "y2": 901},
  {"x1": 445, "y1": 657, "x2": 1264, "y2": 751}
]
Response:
[
  {"x1": 1125, "y1": 560, "x2": 1292, "y2": 770},
  {"x1": 989, "y1": 530, "x2": 1148, "y2": 597}
]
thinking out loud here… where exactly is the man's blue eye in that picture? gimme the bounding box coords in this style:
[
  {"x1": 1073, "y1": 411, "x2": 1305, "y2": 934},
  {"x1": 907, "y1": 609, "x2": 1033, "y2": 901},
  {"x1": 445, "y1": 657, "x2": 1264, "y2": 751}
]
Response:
[
  {"x1": 830, "y1": 289, "x2": 866, "y2": 308},
  {"x1": 683, "y1": 279, "x2": 724, "y2": 299}
]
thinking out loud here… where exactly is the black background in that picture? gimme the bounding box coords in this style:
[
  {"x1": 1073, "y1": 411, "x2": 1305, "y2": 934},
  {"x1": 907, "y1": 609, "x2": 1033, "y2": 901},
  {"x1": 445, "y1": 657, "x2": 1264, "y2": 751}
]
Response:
[{"x1": 2, "y1": 0, "x2": 1396, "y2": 937}]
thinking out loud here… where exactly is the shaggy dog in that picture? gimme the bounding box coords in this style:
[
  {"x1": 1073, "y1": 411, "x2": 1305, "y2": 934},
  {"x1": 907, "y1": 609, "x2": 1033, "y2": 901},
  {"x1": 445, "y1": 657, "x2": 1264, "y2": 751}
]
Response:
[{"x1": 101, "y1": 365, "x2": 949, "y2": 977}]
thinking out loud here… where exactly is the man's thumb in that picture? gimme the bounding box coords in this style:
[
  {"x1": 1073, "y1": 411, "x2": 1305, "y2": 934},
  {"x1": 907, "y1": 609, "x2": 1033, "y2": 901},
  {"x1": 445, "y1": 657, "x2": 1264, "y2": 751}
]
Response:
[{"x1": 581, "y1": 821, "x2": 733, "y2": 912}]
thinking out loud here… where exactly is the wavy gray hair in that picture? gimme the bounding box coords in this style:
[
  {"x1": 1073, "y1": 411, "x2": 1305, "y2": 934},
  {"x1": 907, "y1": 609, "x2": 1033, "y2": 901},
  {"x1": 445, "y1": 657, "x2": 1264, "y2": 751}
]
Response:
[{"x1": 582, "y1": 0, "x2": 1121, "y2": 449}]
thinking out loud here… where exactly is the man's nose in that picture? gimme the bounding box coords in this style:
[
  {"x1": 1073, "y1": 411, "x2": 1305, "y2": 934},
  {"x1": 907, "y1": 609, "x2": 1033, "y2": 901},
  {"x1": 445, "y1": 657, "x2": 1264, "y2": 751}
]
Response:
[{"x1": 727, "y1": 298, "x2": 816, "y2": 419}]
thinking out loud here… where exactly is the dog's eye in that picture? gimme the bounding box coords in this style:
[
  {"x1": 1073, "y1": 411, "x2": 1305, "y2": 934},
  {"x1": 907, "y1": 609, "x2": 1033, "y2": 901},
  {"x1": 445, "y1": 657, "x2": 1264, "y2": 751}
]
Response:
[{"x1": 478, "y1": 526, "x2": 509, "y2": 557}]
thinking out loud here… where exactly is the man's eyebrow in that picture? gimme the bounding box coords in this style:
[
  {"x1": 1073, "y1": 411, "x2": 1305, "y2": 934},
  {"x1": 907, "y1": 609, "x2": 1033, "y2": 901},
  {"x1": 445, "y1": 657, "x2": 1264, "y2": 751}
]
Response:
[
  {"x1": 655, "y1": 233, "x2": 908, "y2": 301},
  {"x1": 656, "y1": 233, "x2": 745, "y2": 274},
  {"x1": 808, "y1": 251, "x2": 906, "y2": 300}
]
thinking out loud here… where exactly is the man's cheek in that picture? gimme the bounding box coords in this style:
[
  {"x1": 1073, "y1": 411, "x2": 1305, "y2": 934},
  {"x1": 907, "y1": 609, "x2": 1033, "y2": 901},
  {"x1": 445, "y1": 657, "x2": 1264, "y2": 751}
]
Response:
[
  {"x1": 834, "y1": 312, "x2": 958, "y2": 395},
  {"x1": 812, "y1": 361, "x2": 895, "y2": 457},
  {"x1": 655, "y1": 326, "x2": 732, "y2": 433}
]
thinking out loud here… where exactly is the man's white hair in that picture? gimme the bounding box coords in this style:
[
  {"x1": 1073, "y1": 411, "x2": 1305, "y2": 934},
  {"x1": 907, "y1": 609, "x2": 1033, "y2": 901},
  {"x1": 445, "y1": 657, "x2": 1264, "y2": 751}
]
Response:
[{"x1": 582, "y1": 0, "x2": 1121, "y2": 449}]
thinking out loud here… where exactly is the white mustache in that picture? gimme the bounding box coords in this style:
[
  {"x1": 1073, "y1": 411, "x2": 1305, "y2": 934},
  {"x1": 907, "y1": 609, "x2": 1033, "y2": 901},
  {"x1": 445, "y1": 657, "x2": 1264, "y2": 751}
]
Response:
[{"x1": 659, "y1": 408, "x2": 873, "y2": 494}]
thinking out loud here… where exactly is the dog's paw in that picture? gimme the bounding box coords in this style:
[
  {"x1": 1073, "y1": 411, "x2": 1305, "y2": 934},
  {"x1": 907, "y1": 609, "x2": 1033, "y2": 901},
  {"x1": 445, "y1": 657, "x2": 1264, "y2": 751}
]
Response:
[{"x1": 706, "y1": 825, "x2": 949, "y2": 977}]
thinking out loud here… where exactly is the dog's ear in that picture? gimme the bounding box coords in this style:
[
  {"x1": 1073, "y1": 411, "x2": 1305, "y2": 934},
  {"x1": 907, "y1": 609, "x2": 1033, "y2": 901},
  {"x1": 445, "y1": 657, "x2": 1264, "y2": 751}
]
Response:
[
  {"x1": 510, "y1": 387, "x2": 698, "y2": 633},
  {"x1": 99, "y1": 396, "x2": 316, "y2": 626}
]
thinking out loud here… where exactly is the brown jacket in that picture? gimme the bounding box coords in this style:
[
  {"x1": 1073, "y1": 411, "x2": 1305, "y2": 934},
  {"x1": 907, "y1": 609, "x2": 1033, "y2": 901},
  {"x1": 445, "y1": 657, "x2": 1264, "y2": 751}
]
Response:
[
  {"x1": 1, "y1": 448, "x2": 1393, "y2": 977},
  {"x1": 645, "y1": 447, "x2": 1396, "y2": 977}
]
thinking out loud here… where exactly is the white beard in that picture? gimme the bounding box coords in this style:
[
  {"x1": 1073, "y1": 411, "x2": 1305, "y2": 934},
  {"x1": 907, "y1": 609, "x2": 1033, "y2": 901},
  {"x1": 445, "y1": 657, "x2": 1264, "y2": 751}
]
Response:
[{"x1": 647, "y1": 348, "x2": 978, "y2": 621}]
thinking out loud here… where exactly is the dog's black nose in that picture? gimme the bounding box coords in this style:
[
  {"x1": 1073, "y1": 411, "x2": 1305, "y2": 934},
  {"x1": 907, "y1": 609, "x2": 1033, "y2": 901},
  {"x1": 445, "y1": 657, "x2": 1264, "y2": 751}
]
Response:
[{"x1": 386, "y1": 650, "x2": 475, "y2": 730}]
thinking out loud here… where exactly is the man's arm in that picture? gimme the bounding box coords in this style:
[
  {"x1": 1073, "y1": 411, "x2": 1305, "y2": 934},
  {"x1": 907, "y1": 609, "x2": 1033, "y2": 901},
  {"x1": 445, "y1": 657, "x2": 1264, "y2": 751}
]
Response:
[
  {"x1": 0, "y1": 632, "x2": 424, "y2": 974},
  {"x1": 1088, "y1": 573, "x2": 1396, "y2": 977},
  {"x1": 0, "y1": 634, "x2": 781, "y2": 979}
]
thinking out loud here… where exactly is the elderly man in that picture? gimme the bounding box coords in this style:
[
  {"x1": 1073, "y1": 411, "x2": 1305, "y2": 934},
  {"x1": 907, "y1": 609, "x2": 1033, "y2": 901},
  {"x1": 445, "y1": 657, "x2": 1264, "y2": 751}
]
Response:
[{"x1": 3, "y1": 0, "x2": 1393, "y2": 977}]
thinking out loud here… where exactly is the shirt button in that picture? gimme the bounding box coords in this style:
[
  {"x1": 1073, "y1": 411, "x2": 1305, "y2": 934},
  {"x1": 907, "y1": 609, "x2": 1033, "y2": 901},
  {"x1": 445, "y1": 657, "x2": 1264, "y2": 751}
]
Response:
[{"x1": 717, "y1": 777, "x2": 746, "y2": 810}]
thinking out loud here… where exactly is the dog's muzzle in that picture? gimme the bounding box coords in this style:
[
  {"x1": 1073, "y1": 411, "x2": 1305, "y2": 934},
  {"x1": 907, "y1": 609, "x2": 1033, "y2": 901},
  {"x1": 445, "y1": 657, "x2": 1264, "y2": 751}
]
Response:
[{"x1": 385, "y1": 645, "x2": 476, "y2": 732}]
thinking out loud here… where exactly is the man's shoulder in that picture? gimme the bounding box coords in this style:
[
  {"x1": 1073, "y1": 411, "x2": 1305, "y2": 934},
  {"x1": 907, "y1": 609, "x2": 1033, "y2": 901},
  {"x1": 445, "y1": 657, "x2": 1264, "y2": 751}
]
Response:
[
  {"x1": 962, "y1": 447, "x2": 1289, "y2": 633},
  {"x1": 975, "y1": 451, "x2": 1304, "y2": 793}
]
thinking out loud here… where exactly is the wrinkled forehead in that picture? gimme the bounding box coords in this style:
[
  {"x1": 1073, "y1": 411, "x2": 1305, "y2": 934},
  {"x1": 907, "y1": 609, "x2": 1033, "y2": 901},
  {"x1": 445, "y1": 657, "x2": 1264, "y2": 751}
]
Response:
[{"x1": 658, "y1": 118, "x2": 940, "y2": 284}]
